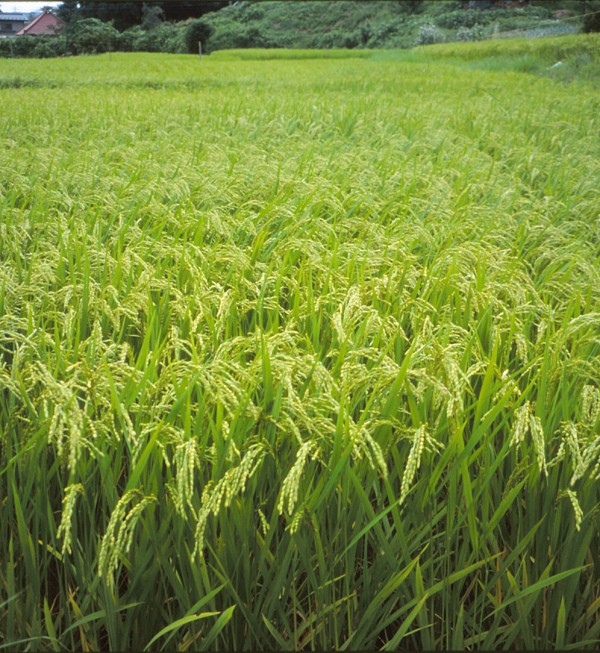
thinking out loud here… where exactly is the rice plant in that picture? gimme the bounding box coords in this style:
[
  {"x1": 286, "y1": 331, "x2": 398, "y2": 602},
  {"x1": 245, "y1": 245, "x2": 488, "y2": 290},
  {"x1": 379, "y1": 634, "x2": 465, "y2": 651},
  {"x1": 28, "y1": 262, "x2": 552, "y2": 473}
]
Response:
[{"x1": 0, "y1": 42, "x2": 599, "y2": 650}]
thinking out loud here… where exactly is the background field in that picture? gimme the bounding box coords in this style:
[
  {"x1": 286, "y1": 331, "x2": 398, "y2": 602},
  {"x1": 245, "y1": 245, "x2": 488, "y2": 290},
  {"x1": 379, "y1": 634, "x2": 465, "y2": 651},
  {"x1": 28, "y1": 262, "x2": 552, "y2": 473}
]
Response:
[{"x1": 1, "y1": 37, "x2": 599, "y2": 650}]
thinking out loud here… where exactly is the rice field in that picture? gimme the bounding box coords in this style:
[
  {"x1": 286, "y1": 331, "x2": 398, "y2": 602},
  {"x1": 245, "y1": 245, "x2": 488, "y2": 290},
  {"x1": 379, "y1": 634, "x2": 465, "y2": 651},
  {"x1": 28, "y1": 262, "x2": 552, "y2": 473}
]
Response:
[{"x1": 1, "y1": 42, "x2": 599, "y2": 651}]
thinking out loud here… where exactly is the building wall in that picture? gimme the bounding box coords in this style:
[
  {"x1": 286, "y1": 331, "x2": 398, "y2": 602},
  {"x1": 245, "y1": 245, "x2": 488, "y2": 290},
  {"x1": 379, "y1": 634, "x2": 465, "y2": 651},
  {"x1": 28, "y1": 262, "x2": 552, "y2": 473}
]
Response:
[{"x1": 0, "y1": 14, "x2": 28, "y2": 38}]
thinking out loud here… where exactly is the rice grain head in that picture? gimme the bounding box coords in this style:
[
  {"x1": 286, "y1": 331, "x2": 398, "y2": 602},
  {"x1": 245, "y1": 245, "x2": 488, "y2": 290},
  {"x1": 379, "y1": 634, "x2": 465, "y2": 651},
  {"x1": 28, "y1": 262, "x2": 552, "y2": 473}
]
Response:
[
  {"x1": 98, "y1": 489, "x2": 157, "y2": 587},
  {"x1": 57, "y1": 483, "x2": 85, "y2": 556},
  {"x1": 558, "y1": 489, "x2": 583, "y2": 531},
  {"x1": 400, "y1": 425, "x2": 428, "y2": 506}
]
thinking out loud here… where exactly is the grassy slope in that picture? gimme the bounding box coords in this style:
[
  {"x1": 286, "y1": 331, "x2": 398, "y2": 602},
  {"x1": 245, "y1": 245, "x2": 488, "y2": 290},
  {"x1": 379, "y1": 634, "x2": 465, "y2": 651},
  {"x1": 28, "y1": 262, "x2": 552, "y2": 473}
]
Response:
[
  {"x1": 205, "y1": 0, "x2": 407, "y2": 49},
  {"x1": 409, "y1": 32, "x2": 600, "y2": 85},
  {"x1": 0, "y1": 42, "x2": 599, "y2": 650},
  {"x1": 207, "y1": 33, "x2": 600, "y2": 86},
  {"x1": 202, "y1": 0, "x2": 588, "y2": 51}
]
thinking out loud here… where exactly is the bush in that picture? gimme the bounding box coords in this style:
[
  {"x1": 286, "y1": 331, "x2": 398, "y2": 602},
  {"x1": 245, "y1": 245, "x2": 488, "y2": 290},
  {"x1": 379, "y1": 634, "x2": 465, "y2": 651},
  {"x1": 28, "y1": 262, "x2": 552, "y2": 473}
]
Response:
[
  {"x1": 416, "y1": 23, "x2": 445, "y2": 45},
  {"x1": 153, "y1": 23, "x2": 186, "y2": 53},
  {"x1": 184, "y1": 18, "x2": 214, "y2": 54},
  {"x1": 422, "y1": 0, "x2": 462, "y2": 15},
  {"x1": 457, "y1": 24, "x2": 486, "y2": 41},
  {"x1": 436, "y1": 9, "x2": 482, "y2": 29},
  {"x1": 30, "y1": 36, "x2": 67, "y2": 58},
  {"x1": 115, "y1": 27, "x2": 138, "y2": 52},
  {"x1": 239, "y1": 4, "x2": 266, "y2": 23},
  {"x1": 0, "y1": 35, "x2": 67, "y2": 58},
  {"x1": 65, "y1": 18, "x2": 119, "y2": 54},
  {"x1": 119, "y1": 24, "x2": 185, "y2": 54},
  {"x1": 366, "y1": 22, "x2": 402, "y2": 48},
  {"x1": 207, "y1": 23, "x2": 283, "y2": 51}
]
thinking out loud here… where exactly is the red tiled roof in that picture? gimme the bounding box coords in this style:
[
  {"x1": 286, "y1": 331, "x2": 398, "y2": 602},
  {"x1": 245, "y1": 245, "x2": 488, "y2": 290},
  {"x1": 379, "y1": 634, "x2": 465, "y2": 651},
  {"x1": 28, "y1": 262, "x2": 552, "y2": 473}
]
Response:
[{"x1": 16, "y1": 11, "x2": 63, "y2": 36}]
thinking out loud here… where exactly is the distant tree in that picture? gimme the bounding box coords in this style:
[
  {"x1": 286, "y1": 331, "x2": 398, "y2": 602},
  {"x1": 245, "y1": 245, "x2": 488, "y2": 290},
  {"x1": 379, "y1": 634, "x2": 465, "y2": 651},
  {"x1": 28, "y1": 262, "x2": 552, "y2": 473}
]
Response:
[
  {"x1": 57, "y1": 1, "x2": 228, "y2": 30},
  {"x1": 141, "y1": 3, "x2": 164, "y2": 30},
  {"x1": 64, "y1": 17, "x2": 118, "y2": 53},
  {"x1": 58, "y1": 2, "x2": 143, "y2": 31},
  {"x1": 159, "y1": 2, "x2": 228, "y2": 22},
  {"x1": 582, "y1": 0, "x2": 600, "y2": 31},
  {"x1": 85, "y1": 2, "x2": 144, "y2": 30},
  {"x1": 56, "y1": 1, "x2": 80, "y2": 24},
  {"x1": 398, "y1": 0, "x2": 424, "y2": 12},
  {"x1": 184, "y1": 18, "x2": 214, "y2": 53}
]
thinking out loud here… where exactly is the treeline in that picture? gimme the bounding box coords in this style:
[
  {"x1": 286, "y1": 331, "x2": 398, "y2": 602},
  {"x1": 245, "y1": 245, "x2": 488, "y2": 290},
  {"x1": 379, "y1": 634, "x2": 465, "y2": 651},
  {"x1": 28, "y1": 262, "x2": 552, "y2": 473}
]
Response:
[
  {"x1": 1, "y1": 0, "x2": 599, "y2": 58},
  {"x1": 55, "y1": 1, "x2": 228, "y2": 30},
  {"x1": 0, "y1": 1, "x2": 221, "y2": 58},
  {"x1": 0, "y1": 13, "x2": 213, "y2": 58},
  {"x1": 201, "y1": 0, "x2": 599, "y2": 51}
]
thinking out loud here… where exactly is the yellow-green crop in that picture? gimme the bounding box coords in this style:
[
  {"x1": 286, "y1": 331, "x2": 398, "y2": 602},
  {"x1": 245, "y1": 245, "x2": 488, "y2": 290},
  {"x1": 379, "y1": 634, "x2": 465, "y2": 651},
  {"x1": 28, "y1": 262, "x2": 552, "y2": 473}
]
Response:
[{"x1": 1, "y1": 43, "x2": 599, "y2": 650}]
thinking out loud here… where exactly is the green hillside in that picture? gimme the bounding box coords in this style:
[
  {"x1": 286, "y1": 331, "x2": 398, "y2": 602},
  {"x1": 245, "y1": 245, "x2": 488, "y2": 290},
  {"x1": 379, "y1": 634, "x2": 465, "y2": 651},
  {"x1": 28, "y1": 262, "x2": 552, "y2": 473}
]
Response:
[
  {"x1": 202, "y1": 0, "x2": 592, "y2": 51},
  {"x1": 1, "y1": 0, "x2": 597, "y2": 59}
]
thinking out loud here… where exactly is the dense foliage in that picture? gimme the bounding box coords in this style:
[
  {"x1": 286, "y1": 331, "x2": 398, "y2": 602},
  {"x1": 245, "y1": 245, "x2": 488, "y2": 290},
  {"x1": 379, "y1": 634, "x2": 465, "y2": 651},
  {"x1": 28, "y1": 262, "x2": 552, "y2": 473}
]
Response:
[
  {"x1": 0, "y1": 0, "x2": 596, "y2": 57},
  {"x1": 0, "y1": 36, "x2": 599, "y2": 650},
  {"x1": 198, "y1": 0, "x2": 596, "y2": 51},
  {"x1": 55, "y1": 1, "x2": 228, "y2": 31},
  {"x1": 583, "y1": 0, "x2": 600, "y2": 32},
  {"x1": 183, "y1": 19, "x2": 214, "y2": 55}
]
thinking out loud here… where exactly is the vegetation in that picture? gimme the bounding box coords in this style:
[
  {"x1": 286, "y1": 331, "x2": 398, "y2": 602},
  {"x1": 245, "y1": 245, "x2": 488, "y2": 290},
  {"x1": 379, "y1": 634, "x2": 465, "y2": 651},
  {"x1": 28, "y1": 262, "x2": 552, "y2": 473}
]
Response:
[
  {"x1": 55, "y1": 1, "x2": 228, "y2": 31},
  {"x1": 205, "y1": 33, "x2": 600, "y2": 87},
  {"x1": 1, "y1": 0, "x2": 598, "y2": 58},
  {"x1": 183, "y1": 18, "x2": 214, "y2": 55},
  {"x1": 408, "y1": 32, "x2": 600, "y2": 85},
  {"x1": 1, "y1": 37, "x2": 599, "y2": 651},
  {"x1": 199, "y1": 0, "x2": 593, "y2": 51}
]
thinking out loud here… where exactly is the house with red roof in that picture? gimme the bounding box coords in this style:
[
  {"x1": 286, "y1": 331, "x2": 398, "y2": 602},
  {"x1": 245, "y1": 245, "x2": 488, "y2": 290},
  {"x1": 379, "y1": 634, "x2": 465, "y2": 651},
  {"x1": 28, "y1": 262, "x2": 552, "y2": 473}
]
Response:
[{"x1": 16, "y1": 7, "x2": 63, "y2": 37}]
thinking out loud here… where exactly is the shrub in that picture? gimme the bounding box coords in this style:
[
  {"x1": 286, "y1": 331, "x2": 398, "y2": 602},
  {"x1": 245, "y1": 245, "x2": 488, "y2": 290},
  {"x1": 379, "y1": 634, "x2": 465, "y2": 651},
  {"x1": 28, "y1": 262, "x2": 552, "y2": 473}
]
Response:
[
  {"x1": 30, "y1": 36, "x2": 67, "y2": 58},
  {"x1": 436, "y1": 9, "x2": 482, "y2": 29},
  {"x1": 0, "y1": 35, "x2": 67, "y2": 57},
  {"x1": 239, "y1": 3, "x2": 266, "y2": 23},
  {"x1": 422, "y1": 0, "x2": 462, "y2": 15},
  {"x1": 119, "y1": 23, "x2": 185, "y2": 54},
  {"x1": 207, "y1": 23, "x2": 283, "y2": 51},
  {"x1": 366, "y1": 22, "x2": 402, "y2": 48},
  {"x1": 416, "y1": 22, "x2": 445, "y2": 45},
  {"x1": 65, "y1": 18, "x2": 119, "y2": 55},
  {"x1": 115, "y1": 27, "x2": 138, "y2": 52},
  {"x1": 457, "y1": 24, "x2": 486, "y2": 42},
  {"x1": 184, "y1": 18, "x2": 214, "y2": 54}
]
